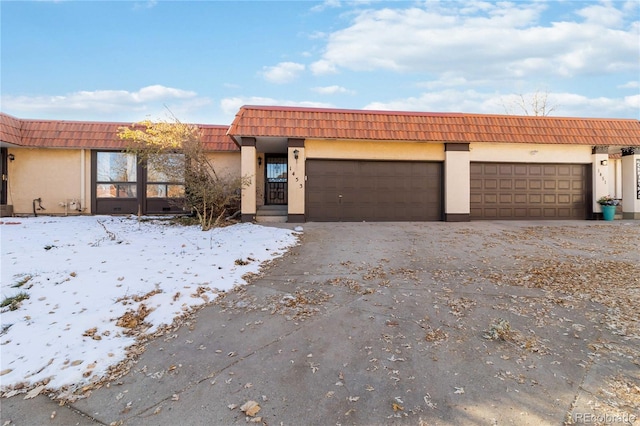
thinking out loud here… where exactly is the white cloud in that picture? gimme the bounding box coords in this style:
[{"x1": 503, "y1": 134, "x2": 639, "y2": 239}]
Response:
[
  {"x1": 310, "y1": 59, "x2": 339, "y2": 75},
  {"x1": 220, "y1": 96, "x2": 333, "y2": 116},
  {"x1": 133, "y1": 0, "x2": 157, "y2": 10},
  {"x1": 1, "y1": 85, "x2": 209, "y2": 122},
  {"x1": 575, "y1": 3, "x2": 624, "y2": 27},
  {"x1": 313, "y1": 2, "x2": 639, "y2": 81},
  {"x1": 362, "y1": 89, "x2": 639, "y2": 119},
  {"x1": 618, "y1": 81, "x2": 639, "y2": 89},
  {"x1": 310, "y1": 0, "x2": 341, "y2": 13},
  {"x1": 623, "y1": 94, "x2": 640, "y2": 111},
  {"x1": 262, "y1": 62, "x2": 305, "y2": 84},
  {"x1": 311, "y1": 85, "x2": 355, "y2": 95}
]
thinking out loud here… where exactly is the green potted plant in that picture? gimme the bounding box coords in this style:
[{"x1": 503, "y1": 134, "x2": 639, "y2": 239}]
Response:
[{"x1": 597, "y1": 195, "x2": 619, "y2": 221}]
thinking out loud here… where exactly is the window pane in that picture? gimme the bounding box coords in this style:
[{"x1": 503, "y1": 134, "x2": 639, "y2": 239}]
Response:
[
  {"x1": 146, "y1": 184, "x2": 185, "y2": 198},
  {"x1": 146, "y1": 184, "x2": 167, "y2": 198},
  {"x1": 97, "y1": 152, "x2": 136, "y2": 182},
  {"x1": 97, "y1": 184, "x2": 116, "y2": 198},
  {"x1": 117, "y1": 184, "x2": 137, "y2": 198},
  {"x1": 167, "y1": 185, "x2": 185, "y2": 198},
  {"x1": 147, "y1": 154, "x2": 184, "y2": 182}
]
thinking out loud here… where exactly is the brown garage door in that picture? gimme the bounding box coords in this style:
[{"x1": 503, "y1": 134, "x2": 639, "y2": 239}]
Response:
[
  {"x1": 470, "y1": 163, "x2": 591, "y2": 220},
  {"x1": 306, "y1": 160, "x2": 442, "y2": 221}
]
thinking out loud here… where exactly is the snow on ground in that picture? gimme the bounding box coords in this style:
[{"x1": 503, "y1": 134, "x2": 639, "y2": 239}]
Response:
[{"x1": 0, "y1": 216, "x2": 298, "y2": 394}]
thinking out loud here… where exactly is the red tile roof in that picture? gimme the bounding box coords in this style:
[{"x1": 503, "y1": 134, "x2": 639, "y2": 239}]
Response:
[
  {"x1": 0, "y1": 113, "x2": 238, "y2": 151},
  {"x1": 0, "y1": 113, "x2": 23, "y2": 145},
  {"x1": 228, "y1": 106, "x2": 640, "y2": 146}
]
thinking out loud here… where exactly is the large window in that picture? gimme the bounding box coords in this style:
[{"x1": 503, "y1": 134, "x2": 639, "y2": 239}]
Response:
[
  {"x1": 96, "y1": 152, "x2": 137, "y2": 198},
  {"x1": 146, "y1": 154, "x2": 185, "y2": 198}
]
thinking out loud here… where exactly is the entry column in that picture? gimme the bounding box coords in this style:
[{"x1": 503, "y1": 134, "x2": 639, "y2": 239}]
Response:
[
  {"x1": 621, "y1": 147, "x2": 640, "y2": 219},
  {"x1": 444, "y1": 143, "x2": 470, "y2": 222},
  {"x1": 240, "y1": 137, "x2": 257, "y2": 222},
  {"x1": 592, "y1": 146, "x2": 610, "y2": 218},
  {"x1": 287, "y1": 138, "x2": 305, "y2": 223}
]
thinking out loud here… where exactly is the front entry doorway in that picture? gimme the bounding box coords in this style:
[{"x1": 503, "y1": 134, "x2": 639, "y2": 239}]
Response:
[{"x1": 265, "y1": 155, "x2": 287, "y2": 205}]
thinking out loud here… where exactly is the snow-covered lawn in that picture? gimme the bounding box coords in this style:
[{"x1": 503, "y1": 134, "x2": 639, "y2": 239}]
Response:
[{"x1": 0, "y1": 216, "x2": 298, "y2": 396}]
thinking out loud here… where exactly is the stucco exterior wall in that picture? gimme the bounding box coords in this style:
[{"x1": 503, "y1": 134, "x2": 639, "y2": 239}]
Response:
[
  {"x1": 444, "y1": 150, "x2": 470, "y2": 217},
  {"x1": 6, "y1": 149, "x2": 242, "y2": 216},
  {"x1": 207, "y1": 151, "x2": 241, "y2": 177},
  {"x1": 240, "y1": 146, "x2": 257, "y2": 217},
  {"x1": 255, "y1": 158, "x2": 265, "y2": 208},
  {"x1": 621, "y1": 153, "x2": 640, "y2": 219},
  {"x1": 608, "y1": 159, "x2": 623, "y2": 199},
  {"x1": 305, "y1": 139, "x2": 446, "y2": 161},
  {"x1": 288, "y1": 147, "x2": 305, "y2": 216},
  {"x1": 470, "y1": 143, "x2": 593, "y2": 163},
  {"x1": 7, "y1": 148, "x2": 91, "y2": 215}
]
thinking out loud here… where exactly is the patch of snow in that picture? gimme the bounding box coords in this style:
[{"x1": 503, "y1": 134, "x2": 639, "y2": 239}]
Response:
[{"x1": 0, "y1": 216, "x2": 298, "y2": 393}]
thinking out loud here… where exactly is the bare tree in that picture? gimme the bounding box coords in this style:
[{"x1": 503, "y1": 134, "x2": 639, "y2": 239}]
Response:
[
  {"x1": 118, "y1": 118, "x2": 248, "y2": 231},
  {"x1": 503, "y1": 89, "x2": 557, "y2": 116}
]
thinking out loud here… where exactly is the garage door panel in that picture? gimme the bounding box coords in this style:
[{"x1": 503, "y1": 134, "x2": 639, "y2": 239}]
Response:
[
  {"x1": 485, "y1": 179, "x2": 498, "y2": 190},
  {"x1": 529, "y1": 165, "x2": 543, "y2": 175},
  {"x1": 471, "y1": 162, "x2": 589, "y2": 220},
  {"x1": 514, "y1": 179, "x2": 527, "y2": 190},
  {"x1": 529, "y1": 194, "x2": 542, "y2": 204},
  {"x1": 484, "y1": 164, "x2": 499, "y2": 175},
  {"x1": 500, "y1": 179, "x2": 513, "y2": 189},
  {"x1": 514, "y1": 208, "x2": 529, "y2": 217},
  {"x1": 514, "y1": 165, "x2": 528, "y2": 175},
  {"x1": 499, "y1": 164, "x2": 513, "y2": 174},
  {"x1": 529, "y1": 180, "x2": 542, "y2": 190},
  {"x1": 306, "y1": 160, "x2": 442, "y2": 221}
]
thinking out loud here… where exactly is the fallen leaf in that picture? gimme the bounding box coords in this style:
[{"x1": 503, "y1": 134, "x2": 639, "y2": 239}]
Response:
[
  {"x1": 24, "y1": 385, "x2": 46, "y2": 400},
  {"x1": 392, "y1": 403, "x2": 404, "y2": 412},
  {"x1": 240, "y1": 400, "x2": 261, "y2": 417}
]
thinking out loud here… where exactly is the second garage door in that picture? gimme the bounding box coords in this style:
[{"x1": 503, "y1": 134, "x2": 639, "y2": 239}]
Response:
[
  {"x1": 306, "y1": 160, "x2": 442, "y2": 221},
  {"x1": 470, "y1": 163, "x2": 591, "y2": 220}
]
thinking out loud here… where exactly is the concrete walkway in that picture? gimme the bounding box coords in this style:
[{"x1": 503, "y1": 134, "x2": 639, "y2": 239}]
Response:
[{"x1": 2, "y1": 221, "x2": 639, "y2": 425}]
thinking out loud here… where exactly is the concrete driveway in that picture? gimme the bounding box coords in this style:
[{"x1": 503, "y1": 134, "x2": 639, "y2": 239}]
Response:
[{"x1": 2, "y1": 221, "x2": 639, "y2": 425}]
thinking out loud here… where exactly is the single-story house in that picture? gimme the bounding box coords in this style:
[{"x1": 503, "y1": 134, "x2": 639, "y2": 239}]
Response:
[
  {"x1": 0, "y1": 113, "x2": 239, "y2": 217},
  {"x1": 2, "y1": 106, "x2": 640, "y2": 221}
]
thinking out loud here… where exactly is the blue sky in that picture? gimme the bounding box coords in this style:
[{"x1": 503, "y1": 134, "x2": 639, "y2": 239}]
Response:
[{"x1": 1, "y1": 0, "x2": 638, "y2": 124}]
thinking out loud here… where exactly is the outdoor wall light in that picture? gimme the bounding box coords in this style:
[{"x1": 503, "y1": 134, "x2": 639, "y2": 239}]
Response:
[
  {"x1": 257, "y1": 156, "x2": 262, "y2": 166},
  {"x1": 293, "y1": 149, "x2": 299, "y2": 160},
  {"x1": 600, "y1": 160, "x2": 608, "y2": 166},
  {"x1": 8, "y1": 154, "x2": 15, "y2": 162}
]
